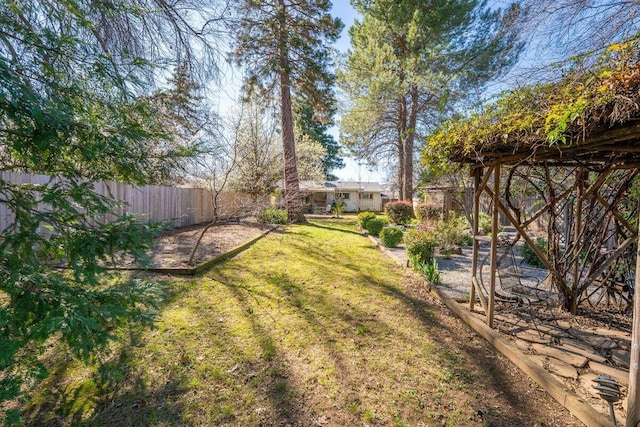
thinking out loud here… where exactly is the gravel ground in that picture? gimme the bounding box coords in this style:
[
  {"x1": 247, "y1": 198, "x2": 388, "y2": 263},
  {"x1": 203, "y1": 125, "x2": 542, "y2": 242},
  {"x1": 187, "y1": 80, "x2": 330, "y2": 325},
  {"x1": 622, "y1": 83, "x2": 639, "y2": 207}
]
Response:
[{"x1": 379, "y1": 239, "x2": 550, "y2": 301}]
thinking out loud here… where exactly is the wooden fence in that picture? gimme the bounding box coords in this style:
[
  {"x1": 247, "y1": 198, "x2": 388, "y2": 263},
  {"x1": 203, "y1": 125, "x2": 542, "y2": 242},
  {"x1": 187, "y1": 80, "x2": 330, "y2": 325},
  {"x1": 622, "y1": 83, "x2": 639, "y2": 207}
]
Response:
[{"x1": 0, "y1": 172, "x2": 257, "y2": 230}]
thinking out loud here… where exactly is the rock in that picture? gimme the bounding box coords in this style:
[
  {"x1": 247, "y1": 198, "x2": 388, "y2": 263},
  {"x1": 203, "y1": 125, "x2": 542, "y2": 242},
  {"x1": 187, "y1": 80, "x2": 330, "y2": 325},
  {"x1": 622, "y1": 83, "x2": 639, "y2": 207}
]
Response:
[
  {"x1": 515, "y1": 339, "x2": 532, "y2": 352},
  {"x1": 534, "y1": 323, "x2": 570, "y2": 338},
  {"x1": 611, "y1": 349, "x2": 631, "y2": 369},
  {"x1": 439, "y1": 245, "x2": 462, "y2": 256},
  {"x1": 558, "y1": 338, "x2": 608, "y2": 364},
  {"x1": 530, "y1": 343, "x2": 589, "y2": 368},
  {"x1": 589, "y1": 361, "x2": 629, "y2": 386},
  {"x1": 515, "y1": 330, "x2": 551, "y2": 344},
  {"x1": 567, "y1": 328, "x2": 618, "y2": 350},
  {"x1": 529, "y1": 354, "x2": 578, "y2": 380}
]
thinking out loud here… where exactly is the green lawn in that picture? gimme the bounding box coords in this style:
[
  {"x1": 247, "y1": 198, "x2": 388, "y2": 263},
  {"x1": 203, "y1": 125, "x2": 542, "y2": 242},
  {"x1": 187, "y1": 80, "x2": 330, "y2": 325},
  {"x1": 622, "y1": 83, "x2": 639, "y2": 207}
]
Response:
[{"x1": 24, "y1": 216, "x2": 563, "y2": 426}]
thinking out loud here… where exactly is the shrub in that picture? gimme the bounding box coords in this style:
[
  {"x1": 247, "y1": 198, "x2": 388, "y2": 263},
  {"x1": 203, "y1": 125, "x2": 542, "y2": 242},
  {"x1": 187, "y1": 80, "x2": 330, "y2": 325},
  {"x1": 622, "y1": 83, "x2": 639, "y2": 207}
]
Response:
[
  {"x1": 261, "y1": 208, "x2": 287, "y2": 224},
  {"x1": 330, "y1": 199, "x2": 346, "y2": 217},
  {"x1": 379, "y1": 226, "x2": 403, "y2": 248},
  {"x1": 385, "y1": 201, "x2": 414, "y2": 224},
  {"x1": 365, "y1": 218, "x2": 385, "y2": 236},
  {"x1": 432, "y1": 213, "x2": 472, "y2": 246},
  {"x1": 417, "y1": 258, "x2": 441, "y2": 284},
  {"x1": 521, "y1": 237, "x2": 547, "y2": 268},
  {"x1": 404, "y1": 228, "x2": 437, "y2": 268},
  {"x1": 477, "y1": 212, "x2": 504, "y2": 235},
  {"x1": 357, "y1": 211, "x2": 377, "y2": 229},
  {"x1": 478, "y1": 212, "x2": 491, "y2": 234},
  {"x1": 415, "y1": 203, "x2": 442, "y2": 222}
]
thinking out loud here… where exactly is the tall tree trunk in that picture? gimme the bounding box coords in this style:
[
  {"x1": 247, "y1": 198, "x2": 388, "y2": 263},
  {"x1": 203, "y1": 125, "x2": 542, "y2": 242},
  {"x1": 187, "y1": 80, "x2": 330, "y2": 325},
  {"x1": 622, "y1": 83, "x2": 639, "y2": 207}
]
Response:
[
  {"x1": 402, "y1": 85, "x2": 419, "y2": 202},
  {"x1": 277, "y1": 0, "x2": 303, "y2": 223},
  {"x1": 397, "y1": 97, "x2": 407, "y2": 201}
]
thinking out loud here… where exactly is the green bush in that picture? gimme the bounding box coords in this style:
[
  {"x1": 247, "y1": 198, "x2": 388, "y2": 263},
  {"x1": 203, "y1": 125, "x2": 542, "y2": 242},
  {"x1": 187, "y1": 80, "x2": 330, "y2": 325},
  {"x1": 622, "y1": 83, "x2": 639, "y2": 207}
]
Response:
[
  {"x1": 477, "y1": 212, "x2": 490, "y2": 234},
  {"x1": 433, "y1": 213, "x2": 472, "y2": 246},
  {"x1": 415, "y1": 203, "x2": 442, "y2": 222},
  {"x1": 330, "y1": 199, "x2": 346, "y2": 217},
  {"x1": 357, "y1": 211, "x2": 377, "y2": 229},
  {"x1": 417, "y1": 258, "x2": 441, "y2": 284},
  {"x1": 365, "y1": 218, "x2": 385, "y2": 236},
  {"x1": 404, "y1": 228, "x2": 437, "y2": 268},
  {"x1": 477, "y1": 212, "x2": 504, "y2": 235},
  {"x1": 521, "y1": 237, "x2": 547, "y2": 268},
  {"x1": 379, "y1": 226, "x2": 404, "y2": 247},
  {"x1": 385, "y1": 201, "x2": 414, "y2": 224},
  {"x1": 261, "y1": 208, "x2": 287, "y2": 224}
]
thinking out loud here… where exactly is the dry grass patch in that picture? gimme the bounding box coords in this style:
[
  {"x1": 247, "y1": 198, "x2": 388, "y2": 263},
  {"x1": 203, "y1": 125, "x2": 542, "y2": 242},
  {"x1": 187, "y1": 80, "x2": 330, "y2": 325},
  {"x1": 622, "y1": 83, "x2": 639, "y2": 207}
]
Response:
[{"x1": 23, "y1": 216, "x2": 580, "y2": 426}]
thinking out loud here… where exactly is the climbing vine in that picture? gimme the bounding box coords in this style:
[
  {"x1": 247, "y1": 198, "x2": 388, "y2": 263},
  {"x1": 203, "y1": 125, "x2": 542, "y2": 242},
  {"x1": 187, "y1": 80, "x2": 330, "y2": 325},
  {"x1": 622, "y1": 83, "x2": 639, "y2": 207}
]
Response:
[{"x1": 422, "y1": 38, "x2": 640, "y2": 171}]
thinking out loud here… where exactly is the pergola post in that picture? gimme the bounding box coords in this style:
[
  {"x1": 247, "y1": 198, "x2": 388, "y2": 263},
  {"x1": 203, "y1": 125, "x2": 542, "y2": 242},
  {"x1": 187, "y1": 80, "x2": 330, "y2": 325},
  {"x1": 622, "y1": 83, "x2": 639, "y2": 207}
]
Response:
[
  {"x1": 488, "y1": 163, "x2": 500, "y2": 327},
  {"x1": 627, "y1": 209, "x2": 640, "y2": 427},
  {"x1": 572, "y1": 169, "x2": 586, "y2": 311},
  {"x1": 470, "y1": 166, "x2": 481, "y2": 312}
]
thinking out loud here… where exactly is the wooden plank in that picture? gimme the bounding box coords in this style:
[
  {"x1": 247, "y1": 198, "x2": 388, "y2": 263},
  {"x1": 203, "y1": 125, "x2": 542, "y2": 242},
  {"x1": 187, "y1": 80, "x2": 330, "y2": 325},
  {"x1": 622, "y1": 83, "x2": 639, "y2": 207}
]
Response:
[
  {"x1": 430, "y1": 286, "x2": 614, "y2": 427},
  {"x1": 470, "y1": 166, "x2": 481, "y2": 312},
  {"x1": 596, "y1": 193, "x2": 637, "y2": 235},
  {"x1": 522, "y1": 187, "x2": 573, "y2": 229},
  {"x1": 486, "y1": 186, "x2": 555, "y2": 272},
  {"x1": 488, "y1": 164, "x2": 500, "y2": 328},
  {"x1": 627, "y1": 227, "x2": 640, "y2": 427},
  {"x1": 572, "y1": 169, "x2": 586, "y2": 292},
  {"x1": 471, "y1": 276, "x2": 488, "y2": 315},
  {"x1": 0, "y1": 172, "x2": 244, "y2": 233}
]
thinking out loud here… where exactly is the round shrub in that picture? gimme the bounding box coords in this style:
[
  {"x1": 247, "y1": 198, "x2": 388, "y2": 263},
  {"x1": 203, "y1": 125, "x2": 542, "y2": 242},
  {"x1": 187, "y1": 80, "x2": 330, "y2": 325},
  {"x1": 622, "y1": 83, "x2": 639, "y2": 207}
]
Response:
[
  {"x1": 385, "y1": 201, "x2": 414, "y2": 225},
  {"x1": 404, "y1": 228, "x2": 437, "y2": 268},
  {"x1": 365, "y1": 218, "x2": 385, "y2": 236},
  {"x1": 357, "y1": 211, "x2": 377, "y2": 229},
  {"x1": 415, "y1": 203, "x2": 442, "y2": 222},
  {"x1": 260, "y1": 208, "x2": 287, "y2": 224},
  {"x1": 379, "y1": 226, "x2": 403, "y2": 248},
  {"x1": 433, "y1": 213, "x2": 472, "y2": 246}
]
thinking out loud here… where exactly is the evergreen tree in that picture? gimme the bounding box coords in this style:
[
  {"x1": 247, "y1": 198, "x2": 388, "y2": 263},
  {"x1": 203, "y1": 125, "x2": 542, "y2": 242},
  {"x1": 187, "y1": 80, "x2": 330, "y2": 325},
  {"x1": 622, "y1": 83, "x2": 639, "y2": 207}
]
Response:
[
  {"x1": 0, "y1": 1, "x2": 223, "y2": 421},
  {"x1": 339, "y1": 0, "x2": 522, "y2": 200},
  {"x1": 231, "y1": 0, "x2": 342, "y2": 222},
  {"x1": 294, "y1": 97, "x2": 344, "y2": 180}
]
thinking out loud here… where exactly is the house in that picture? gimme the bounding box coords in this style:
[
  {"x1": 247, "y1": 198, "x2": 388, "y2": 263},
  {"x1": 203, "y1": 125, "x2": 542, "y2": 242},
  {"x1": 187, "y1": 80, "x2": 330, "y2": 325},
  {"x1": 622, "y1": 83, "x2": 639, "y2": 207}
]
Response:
[{"x1": 298, "y1": 181, "x2": 384, "y2": 213}]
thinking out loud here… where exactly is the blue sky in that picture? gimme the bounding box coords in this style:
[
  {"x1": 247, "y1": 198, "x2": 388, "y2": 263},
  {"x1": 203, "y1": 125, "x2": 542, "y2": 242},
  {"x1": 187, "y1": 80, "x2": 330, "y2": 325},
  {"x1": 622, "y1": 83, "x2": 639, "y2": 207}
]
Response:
[{"x1": 328, "y1": 2, "x2": 388, "y2": 184}]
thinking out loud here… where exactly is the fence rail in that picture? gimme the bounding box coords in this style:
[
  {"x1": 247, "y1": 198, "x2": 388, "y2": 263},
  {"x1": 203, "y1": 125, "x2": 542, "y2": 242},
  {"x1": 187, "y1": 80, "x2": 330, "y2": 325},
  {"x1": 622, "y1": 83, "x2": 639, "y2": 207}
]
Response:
[{"x1": 0, "y1": 172, "x2": 256, "y2": 231}]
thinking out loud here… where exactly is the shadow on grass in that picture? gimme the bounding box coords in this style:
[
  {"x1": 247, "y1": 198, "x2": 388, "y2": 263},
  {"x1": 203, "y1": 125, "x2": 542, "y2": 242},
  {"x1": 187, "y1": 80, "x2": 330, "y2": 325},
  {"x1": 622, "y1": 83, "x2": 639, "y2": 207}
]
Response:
[
  {"x1": 24, "y1": 218, "x2": 569, "y2": 426},
  {"x1": 360, "y1": 271, "x2": 546, "y2": 426},
  {"x1": 305, "y1": 220, "x2": 364, "y2": 236}
]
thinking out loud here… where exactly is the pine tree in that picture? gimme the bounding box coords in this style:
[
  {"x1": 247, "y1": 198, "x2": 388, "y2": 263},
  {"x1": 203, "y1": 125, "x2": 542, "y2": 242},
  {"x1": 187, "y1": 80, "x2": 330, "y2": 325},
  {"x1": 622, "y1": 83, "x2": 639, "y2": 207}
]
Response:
[
  {"x1": 0, "y1": 1, "x2": 223, "y2": 421},
  {"x1": 340, "y1": 0, "x2": 522, "y2": 200},
  {"x1": 294, "y1": 97, "x2": 344, "y2": 180},
  {"x1": 231, "y1": 0, "x2": 342, "y2": 222}
]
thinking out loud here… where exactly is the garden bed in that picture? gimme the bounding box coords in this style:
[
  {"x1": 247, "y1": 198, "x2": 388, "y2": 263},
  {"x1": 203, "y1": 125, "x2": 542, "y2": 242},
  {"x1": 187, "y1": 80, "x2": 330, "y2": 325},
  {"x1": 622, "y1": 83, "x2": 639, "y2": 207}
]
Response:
[{"x1": 119, "y1": 221, "x2": 270, "y2": 269}]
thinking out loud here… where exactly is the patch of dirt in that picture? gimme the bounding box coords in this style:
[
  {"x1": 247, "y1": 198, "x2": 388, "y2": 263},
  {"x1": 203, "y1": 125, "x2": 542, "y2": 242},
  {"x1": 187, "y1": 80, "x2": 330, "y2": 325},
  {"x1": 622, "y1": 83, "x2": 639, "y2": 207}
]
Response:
[
  {"x1": 401, "y1": 275, "x2": 586, "y2": 427},
  {"x1": 122, "y1": 221, "x2": 270, "y2": 268}
]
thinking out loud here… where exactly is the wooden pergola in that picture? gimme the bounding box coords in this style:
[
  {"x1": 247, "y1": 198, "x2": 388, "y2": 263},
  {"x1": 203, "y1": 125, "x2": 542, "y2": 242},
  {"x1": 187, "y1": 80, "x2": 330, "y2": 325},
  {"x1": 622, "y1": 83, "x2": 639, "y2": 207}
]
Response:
[{"x1": 450, "y1": 121, "x2": 640, "y2": 426}]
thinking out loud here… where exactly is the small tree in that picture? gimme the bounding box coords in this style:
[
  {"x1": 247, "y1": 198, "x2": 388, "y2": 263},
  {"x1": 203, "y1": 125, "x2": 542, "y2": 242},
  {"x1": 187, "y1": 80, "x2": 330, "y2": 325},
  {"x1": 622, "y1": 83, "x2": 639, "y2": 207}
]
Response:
[
  {"x1": 231, "y1": 0, "x2": 342, "y2": 222},
  {"x1": 331, "y1": 198, "x2": 346, "y2": 218}
]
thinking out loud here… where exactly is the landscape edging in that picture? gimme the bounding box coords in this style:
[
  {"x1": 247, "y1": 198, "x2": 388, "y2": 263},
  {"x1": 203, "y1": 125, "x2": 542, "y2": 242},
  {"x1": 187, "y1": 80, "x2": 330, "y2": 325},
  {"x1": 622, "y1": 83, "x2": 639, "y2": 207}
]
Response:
[
  {"x1": 107, "y1": 226, "x2": 277, "y2": 275},
  {"x1": 369, "y1": 235, "x2": 614, "y2": 427}
]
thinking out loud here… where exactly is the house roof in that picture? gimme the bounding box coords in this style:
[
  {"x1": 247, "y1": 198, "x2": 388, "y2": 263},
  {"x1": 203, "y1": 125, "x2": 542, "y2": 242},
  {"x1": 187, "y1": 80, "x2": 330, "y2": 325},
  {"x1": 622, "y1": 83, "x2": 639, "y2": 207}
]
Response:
[{"x1": 298, "y1": 180, "x2": 384, "y2": 192}]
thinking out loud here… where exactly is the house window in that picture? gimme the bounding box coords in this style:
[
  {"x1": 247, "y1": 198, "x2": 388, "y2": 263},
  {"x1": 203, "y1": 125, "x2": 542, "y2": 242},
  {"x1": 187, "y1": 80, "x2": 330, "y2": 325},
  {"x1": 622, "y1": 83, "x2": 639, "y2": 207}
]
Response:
[
  {"x1": 336, "y1": 192, "x2": 350, "y2": 199},
  {"x1": 359, "y1": 193, "x2": 373, "y2": 200}
]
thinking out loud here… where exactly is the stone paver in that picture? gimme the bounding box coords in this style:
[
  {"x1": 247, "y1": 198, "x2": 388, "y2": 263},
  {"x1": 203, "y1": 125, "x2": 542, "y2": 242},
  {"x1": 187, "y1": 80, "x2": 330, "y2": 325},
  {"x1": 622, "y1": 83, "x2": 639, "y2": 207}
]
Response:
[
  {"x1": 567, "y1": 328, "x2": 619, "y2": 350},
  {"x1": 529, "y1": 354, "x2": 578, "y2": 380},
  {"x1": 559, "y1": 338, "x2": 609, "y2": 364},
  {"x1": 530, "y1": 343, "x2": 589, "y2": 368},
  {"x1": 589, "y1": 361, "x2": 629, "y2": 386}
]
